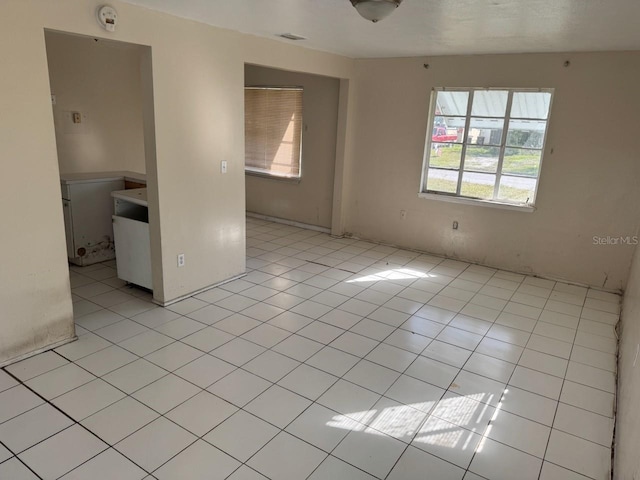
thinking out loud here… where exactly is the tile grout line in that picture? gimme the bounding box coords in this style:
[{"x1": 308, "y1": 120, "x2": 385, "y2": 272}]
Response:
[
  {"x1": 66, "y1": 277, "x2": 400, "y2": 478},
  {"x1": 0, "y1": 366, "x2": 153, "y2": 479},
  {"x1": 0, "y1": 437, "x2": 44, "y2": 480},
  {"x1": 78, "y1": 238, "x2": 616, "y2": 461},
  {"x1": 447, "y1": 273, "x2": 531, "y2": 479},
  {"x1": 535, "y1": 303, "x2": 580, "y2": 480},
  {"x1": 27, "y1": 218, "x2": 618, "y2": 479},
  {"x1": 77, "y1": 252, "x2": 615, "y2": 427},
  {"x1": 248, "y1": 221, "x2": 618, "y2": 477}
]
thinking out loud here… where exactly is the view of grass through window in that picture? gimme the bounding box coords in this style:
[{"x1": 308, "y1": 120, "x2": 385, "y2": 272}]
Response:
[{"x1": 422, "y1": 88, "x2": 553, "y2": 206}]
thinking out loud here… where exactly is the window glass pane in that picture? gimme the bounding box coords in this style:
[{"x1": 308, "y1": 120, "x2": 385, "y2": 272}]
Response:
[
  {"x1": 460, "y1": 172, "x2": 496, "y2": 200},
  {"x1": 498, "y1": 175, "x2": 537, "y2": 203},
  {"x1": 423, "y1": 87, "x2": 551, "y2": 207},
  {"x1": 464, "y1": 146, "x2": 500, "y2": 173},
  {"x1": 506, "y1": 120, "x2": 547, "y2": 149},
  {"x1": 433, "y1": 116, "x2": 466, "y2": 142},
  {"x1": 502, "y1": 148, "x2": 542, "y2": 178},
  {"x1": 511, "y1": 92, "x2": 551, "y2": 119},
  {"x1": 432, "y1": 126, "x2": 464, "y2": 144},
  {"x1": 471, "y1": 90, "x2": 508, "y2": 117},
  {"x1": 467, "y1": 117, "x2": 503, "y2": 146},
  {"x1": 435, "y1": 91, "x2": 469, "y2": 116},
  {"x1": 427, "y1": 169, "x2": 459, "y2": 194},
  {"x1": 428, "y1": 143, "x2": 462, "y2": 169}
]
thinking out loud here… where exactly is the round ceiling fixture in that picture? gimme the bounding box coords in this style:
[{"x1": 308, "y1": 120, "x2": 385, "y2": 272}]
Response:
[{"x1": 350, "y1": 0, "x2": 403, "y2": 23}]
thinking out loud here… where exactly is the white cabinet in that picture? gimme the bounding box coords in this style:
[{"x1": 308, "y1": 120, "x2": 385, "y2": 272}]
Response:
[
  {"x1": 112, "y1": 188, "x2": 152, "y2": 290},
  {"x1": 61, "y1": 178, "x2": 124, "y2": 265},
  {"x1": 60, "y1": 171, "x2": 146, "y2": 266}
]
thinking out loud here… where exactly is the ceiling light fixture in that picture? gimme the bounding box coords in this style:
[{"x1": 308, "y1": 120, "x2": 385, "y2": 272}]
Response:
[{"x1": 350, "y1": 0, "x2": 403, "y2": 23}]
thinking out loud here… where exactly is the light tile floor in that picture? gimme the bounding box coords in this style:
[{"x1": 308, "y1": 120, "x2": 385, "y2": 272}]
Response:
[{"x1": 0, "y1": 217, "x2": 619, "y2": 480}]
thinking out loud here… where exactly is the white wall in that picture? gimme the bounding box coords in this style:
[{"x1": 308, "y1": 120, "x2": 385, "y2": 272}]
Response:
[
  {"x1": 45, "y1": 31, "x2": 146, "y2": 174},
  {"x1": 0, "y1": 0, "x2": 354, "y2": 364},
  {"x1": 245, "y1": 64, "x2": 340, "y2": 228},
  {"x1": 346, "y1": 53, "x2": 640, "y2": 290},
  {"x1": 615, "y1": 239, "x2": 640, "y2": 478},
  {"x1": 0, "y1": 5, "x2": 74, "y2": 364},
  {"x1": 6, "y1": 0, "x2": 635, "y2": 370}
]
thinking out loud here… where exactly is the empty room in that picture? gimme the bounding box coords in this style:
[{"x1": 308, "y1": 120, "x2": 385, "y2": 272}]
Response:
[{"x1": 1, "y1": 0, "x2": 640, "y2": 479}]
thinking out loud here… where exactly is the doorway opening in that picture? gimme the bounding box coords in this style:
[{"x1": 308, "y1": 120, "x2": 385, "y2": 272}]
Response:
[
  {"x1": 244, "y1": 64, "x2": 342, "y2": 232},
  {"x1": 44, "y1": 30, "x2": 159, "y2": 314}
]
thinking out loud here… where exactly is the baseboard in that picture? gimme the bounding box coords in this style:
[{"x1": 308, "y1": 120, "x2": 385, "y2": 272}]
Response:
[
  {"x1": 246, "y1": 212, "x2": 331, "y2": 234},
  {"x1": 343, "y1": 232, "x2": 622, "y2": 295},
  {"x1": 153, "y1": 272, "x2": 247, "y2": 307},
  {"x1": 0, "y1": 335, "x2": 77, "y2": 368}
]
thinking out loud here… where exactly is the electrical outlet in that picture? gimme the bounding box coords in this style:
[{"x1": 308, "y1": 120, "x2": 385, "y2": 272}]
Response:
[
  {"x1": 453, "y1": 221, "x2": 459, "y2": 230},
  {"x1": 400, "y1": 210, "x2": 407, "y2": 220},
  {"x1": 221, "y1": 161, "x2": 228, "y2": 174},
  {"x1": 177, "y1": 253, "x2": 185, "y2": 267}
]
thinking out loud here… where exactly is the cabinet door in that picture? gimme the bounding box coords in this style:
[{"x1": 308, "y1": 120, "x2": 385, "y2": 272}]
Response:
[
  {"x1": 62, "y1": 200, "x2": 75, "y2": 258},
  {"x1": 112, "y1": 215, "x2": 152, "y2": 290}
]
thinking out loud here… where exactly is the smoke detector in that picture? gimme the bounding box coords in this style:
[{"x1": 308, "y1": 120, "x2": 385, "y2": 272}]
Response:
[{"x1": 96, "y1": 5, "x2": 118, "y2": 32}]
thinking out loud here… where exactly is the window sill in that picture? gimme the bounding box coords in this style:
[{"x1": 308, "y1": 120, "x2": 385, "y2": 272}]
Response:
[
  {"x1": 245, "y1": 170, "x2": 301, "y2": 184},
  {"x1": 418, "y1": 192, "x2": 536, "y2": 212}
]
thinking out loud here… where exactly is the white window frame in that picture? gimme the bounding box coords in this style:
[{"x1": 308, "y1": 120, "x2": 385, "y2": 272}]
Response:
[
  {"x1": 244, "y1": 86, "x2": 304, "y2": 181},
  {"x1": 419, "y1": 87, "x2": 554, "y2": 211}
]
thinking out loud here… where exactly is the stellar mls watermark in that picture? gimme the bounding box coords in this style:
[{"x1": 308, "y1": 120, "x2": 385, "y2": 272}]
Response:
[{"x1": 593, "y1": 235, "x2": 639, "y2": 246}]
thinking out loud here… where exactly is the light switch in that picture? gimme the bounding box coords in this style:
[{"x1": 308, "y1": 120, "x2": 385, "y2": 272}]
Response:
[{"x1": 221, "y1": 161, "x2": 228, "y2": 174}]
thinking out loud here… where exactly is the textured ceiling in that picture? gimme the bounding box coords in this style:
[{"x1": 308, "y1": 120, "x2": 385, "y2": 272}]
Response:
[{"x1": 121, "y1": 0, "x2": 640, "y2": 58}]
